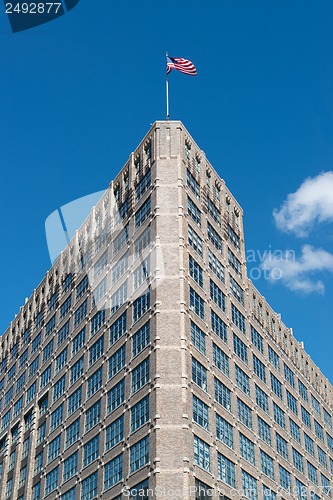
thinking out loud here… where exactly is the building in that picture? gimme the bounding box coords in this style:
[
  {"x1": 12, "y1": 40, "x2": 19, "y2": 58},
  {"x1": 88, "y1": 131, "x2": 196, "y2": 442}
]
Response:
[{"x1": 0, "y1": 121, "x2": 333, "y2": 500}]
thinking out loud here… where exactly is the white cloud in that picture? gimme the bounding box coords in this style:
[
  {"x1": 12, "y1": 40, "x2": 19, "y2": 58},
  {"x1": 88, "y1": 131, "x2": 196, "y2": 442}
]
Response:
[
  {"x1": 260, "y1": 244, "x2": 333, "y2": 294},
  {"x1": 273, "y1": 171, "x2": 333, "y2": 237}
]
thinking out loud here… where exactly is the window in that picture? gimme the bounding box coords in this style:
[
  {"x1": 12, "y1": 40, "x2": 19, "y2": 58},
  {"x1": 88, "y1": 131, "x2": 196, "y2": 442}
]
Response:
[
  {"x1": 239, "y1": 432, "x2": 255, "y2": 464},
  {"x1": 16, "y1": 372, "x2": 26, "y2": 394},
  {"x1": 131, "y1": 358, "x2": 150, "y2": 393},
  {"x1": 32, "y1": 483, "x2": 40, "y2": 500},
  {"x1": 50, "y1": 403, "x2": 63, "y2": 432},
  {"x1": 135, "y1": 197, "x2": 151, "y2": 227},
  {"x1": 327, "y1": 433, "x2": 333, "y2": 452},
  {"x1": 231, "y1": 304, "x2": 246, "y2": 333},
  {"x1": 22, "y1": 436, "x2": 30, "y2": 458},
  {"x1": 268, "y1": 346, "x2": 280, "y2": 371},
  {"x1": 58, "y1": 320, "x2": 70, "y2": 346},
  {"x1": 37, "y1": 421, "x2": 46, "y2": 445},
  {"x1": 133, "y1": 289, "x2": 150, "y2": 322},
  {"x1": 105, "y1": 415, "x2": 124, "y2": 450},
  {"x1": 192, "y1": 358, "x2": 207, "y2": 391},
  {"x1": 216, "y1": 413, "x2": 233, "y2": 448},
  {"x1": 295, "y1": 480, "x2": 307, "y2": 500},
  {"x1": 317, "y1": 447, "x2": 328, "y2": 469},
  {"x1": 213, "y1": 343, "x2": 229, "y2": 376},
  {"x1": 30, "y1": 356, "x2": 39, "y2": 377},
  {"x1": 94, "y1": 250, "x2": 108, "y2": 278},
  {"x1": 286, "y1": 390, "x2": 298, "y2": 415},
  {"x1": 242, "y1": 471, "x2": 257, "y2": 500},
  {"x1": 87, "y1": 367, "x2": 102, "y2": 398},
  {"x1": 89, "y1": 335, "x2": 104, "y2": 366},
  {"x1": 92, "y1": 276, "x2": 107, "y2": 305},
  {"x1": 48, "y1": 434, "x2": 61, "y2": 463},
  {"x1": 193, "y1": 395, "x2": 209, "y2": 430},
  {"x1": 60, "y1": 296, "x2": 72, "y2": 319},
  {"x1": 83, "y1": 435, "x2": 99, "y2": 467},
  {"x1": 108, "y1": 344, "x2": 126, "y2": 379},
  {"x1": 107, "y1": 379, "x2": 125, "y2": 414},
  {"x1": 228, "y1": 225, "x2": 240, "y2": 250},
  {"x1": 13, "y1": 396, "x2": 23, "y2": 417},
  {"x1": 298, "y1": 380, "x2": 308, "y2": 402},
  {"x1": 32, "y1": 332, "x2": 42, "y2": 353},
  {"x1": 321, "y1": 474, "x2": 330, "y2": 496},
  {"x1": 304, "y1": 433, "x2": 315, "y2": 456},
  {"x1": 74, "y1": 300, "x2": 87, "y2": 327},
  {"x1": 110, "y1": 312, "x2": 127, "y2": 345},
  {"x1": 228, "y1": 248, "x2": 242, "y2": 275},
  {"x1": 191, "y1": 322, "x2": 206, "y2": 354},
  {"x1": 284, "y1": 363, "x2": 295, "y2": 388},
  {"x1": 1, "y1": 409, "x2": 10, "y2": 429},
  {"x1": 70, "y1": 356, "x2": 84, "y2": 384},
  {"x1": 253, "y1": 354, "x2": 266, "y2": 382},
  {"x1": 214, "y1": 378, "x2": 231, "y2": 410},
  {"x1": 81, "y1": 472, "x2": 98, "y2": 500},
  {"x1": 311, "y1": 395, "x2": 321, "y2": 415},
  {"x1": 210, "y1": 279, "x2": 225, "y2": 311},
  {"x1": 279, "y1": 465, "x2": 291, "y2": 491},
  {"x1": 63, "y1": 451, "x2": 78, "y2": 482},
  {"x1": 258, "y1": 416, "x2": 271, "y2": 445},
  {"x1": 217, "y1": 453, "x2": 235, "y2": 487},
  {"x1": 132, "y1": 322, "x2": 150, "y2": 357},
  {"x1": 256, "y1": 385, "x2": 269, "y2": 413},
  {"x1": 188, "y1": 225, "x2": 203, "y2": 257},
  {"x1": 233, "y1": 334, "x2": 248, "y2": 363},
  {"x1": 41, "y1": 364, "x2": 52, "y2": 388},
  {"x1": 104, "y1": 454, "x2": 122, "y2": 490},
  {"x1": 65, "y1": 418, "x2": 80, "y2": 448},
  {"x1": 133, "y1": 256, "x2": 150, "y2": 290},
  {"x1": 238, "y1": 398, "x2": 252, "y2": 429},
  {"x1": 76, "y1": 275, "x2": 89, "y2": 299},
  {"x1": 235, "y1": 365, "x2": 250, "y2": 395},
  {"x1": 276, "y1": 432, "x2": 288, "y2": 459},
  {"x1": 301, "y1": 406, "x2": 312, "y2": 429},
  {"x1": 292, "y1": 447, "x2": 304, "y2": 473},
  {"x1": 131, "y1": 396, "x2": 149, "y2": 432},
  {"x1": 53, "y1": 375, "x2": 66, "y2": 402},
  {"x1": 290, "y1": 418, "x2": 301, "y2": 443},
  {"x1": 273, "y1": 403, "x2": 285, "y2": 429},
  {"x1": 250, "y1": 326, "x2": 263, "y2": 352},
  {"x1": 72, "y1": 328, "x2": 85, "y2": 356},
  {"x1": 208, "y1": 250, "x2": 225, "y2": 283},
  {"x1": 211, "y1": 310, "x2": 227, "y2": 342},
  {"x1": 271, "y1": 374, "x2": 283, "y2": 399},
  {"x1": 314, "y1": 419, "x2": 324, "y2": 442},
  {"x1": 260, "y1": 450, "x2": 274, "y2": 479},
  {"x1": 134, "y1": 226, "x2": 150, "y2": 259},
  {"x1": 45, "y1": 466, "x2": 59, "y2": 495},
  {"x1": 91, "y1": 309, "x2": 105, "y2": 336},
  {"x1": 112, "y1": 251, "x2": 128, "y2": 284},
  {"x1": 190, "y1": 287, "x2": 205, "y2": 319},
  {"x1": 43, "y1": 339, "x2": 54, "y2": 363},
  {"x1": 230, "y1": 275, "x2": 244, "y2": 304},
  {"x1": 187, "y1": 169, "x2": 200, "y2": 198},
  {"x1": 207, "y1": 222, "x2": 222, "y2": 252},
  {"x1": 27, "y1": 381, "x2": 37, "y2": 403},
  {"x1": 34, "y1": 451, "x2": 43, "y2": 475},
  {"x1": 63, "y1": 273, "x2": 73, "y2": 292},
  {"x1": 187, "y1": 197, "x2": 201, "y2": 226},
  {"x1": 85, "y1": 400, "x2": 101, "y2": 432},
  {"x1": 189, "y1": 255, "x2": 203, "y2": 287},
  {"x1": 307, "y1": 461, "x2": 318, "y2": 485},
  {"x1": 324, "y1": 408, "x2": 332, "y2": 429},
  {"x1": 8, "y1": 449, "x2": 16, "y2": 471},
  {"x1": 136, "y1": 168, "x2": 152, "y2": 200},
  {"x1": 194, "y1": 435, "x2": 210, "y2": 471},
  {"x1": 130, "y1": 436, "x2": 149, "y2": 472},
  {"x1": 5, "y1": 478, "x2": 13, "y2": 500},
  {"x1": 113, "y1": 224, "x2": 129, "y2": 255}
]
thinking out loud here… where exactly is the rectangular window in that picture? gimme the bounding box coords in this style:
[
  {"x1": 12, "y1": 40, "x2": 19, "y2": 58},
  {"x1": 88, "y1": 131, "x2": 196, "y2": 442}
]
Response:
[
  {"x1": 113, "y1": 224, "x2": 129, "y2": 256},
  {"x1": 307, "y1": 461, "x2": 318, "y2": 485},
  {"x1": 233, "y1": 334, "x2": 248, "y2": 363},
  {"x1": 271, "y1": 373, "x2": 283, "y2": 399},
  {"x1": 230, "y1": 275, "x2": 244, "y2": 304},
  {"x1": 68, "y1": 387, "x2": 82, "y2": 416},
  {"x1": 214, "y1": 378, "x2": 231, "y2": 410},
  {"x1": 31, "y1": 332, "x2": 42, "y2": 353},
  {"x1": 37, "y1": 421, "x2": 46, "y2": 445},
  {"x1": 242, "y1": 471, "x2": 257, "y2": 500},
  {"x1": 136, "y1": 168, "x2": 151, "y2": 200},
  {"x1": 70, "y1": 356, "x2": 84, "y2": 384},
  {"x1": 72, "y1": 327, "x2": 85, "y2": 356},
  {"x1": 34, "y1": 451, "x2": 43, "y2": 475},
  {"x1": 273, "y1": 402, "x2": 285, "y2": 429},
  {"x1": 279, "y1": 465, "x2": 291, "y2": 491},
  {"x1": 255, "y1": 385, "x2": 269, "y2": 413},
  {"x1": 81, "y1": 472, "x2": 98, "y2": 500},
  {"x1": 193, "y1": 395, "x2": 209, "y2": 430},
  {"x1": 231, "y1": 304, "x2": 246, "y2": 334},
  {"x1": 74, "y1": 300, "x2": 87, "y2": 327},
  {"x1": 228, "y1": 248, "x2": 242, "y2": 275},
  {"x1": 188, "y1": 226, "x2": 203, "y2": 257},
  {"x1": 92, "y1": 276, "x2": 107, "y2": 306},
  {"x1": 304, "y1": 433, "x2": 315, "y2": 456},
  {"x1": 192, "y1": 358, "x2": 207, "y2": 391},
  {"x1": 89, "y1": 335, "x2": 104, "y2": 366},
  {"x1": 45, "y1": 315, "x2": 56, "y2": 336},
  {"x1": 194, "y1": 435, "x2": 210, "y2": 471},
  {"x1": 218, "y1": 453, "x2": 235, "y2": 487},
  {"x1": 107, "y1": 379, "x2": 125, "y2": 414},
  {"x1": 16, "y1": 372, "x2": 26, "y2": 394},
  {"x1": 276, "y1": 432, "x2": 288, "y2": 459},
  {"x1": 301, "y1": 406, "x2": 312, "y2": 429},
  {"x1": 207, "y1": 197, "x2": 221, "y2": 226},
  {"x1": 207, "y1": 222, "x2": 222, "y2": 252},
  {"x1": 134, "y1": 226, "x2": 150, "y2": 259},
  {"x1": 132, "y1": 322, "x2": 150, "y2": 357},
  {"x1": 76, "y1": 275, "x2": 89, "y2": 299},
  {"x1": 187, "y1": 197, "x2": 201, "y2": 226},
  {"x1": 47, "y1": 434, "x2": 61, "y2": 463},
  {"x1": 87, "y1": 367, "x2": 103, "y2": 398},
  {"x1": 131, "y1": 358, "x2": 149, "y2": 393},
  {"x1": 190, "y1": 287, "x2": 205, "y2": 319},
  {"x1": 104, "y1": 454, "x2": 122, "y2": 490},
  {"x1": 108, "y1": 344, "x2": 126, "y2": 379},
  {"x1": 130, "y1": 436, "x2": 149, "y2": 473},
  {"x1": 253, "y1": 354, "x2": 266, "y2": 382},
  {"x1": 83, "y1": 435, "x2": 99, "y2": 467},
  {"x1": 211, "y1": 310, "x2": 227, "y2": 342},
  {"x1": 258, "y1": 416, "x2": 271, "y2": 445},
  {"x1": 131, "y1": 396, "x2": 149, "y2": 432},
  {"x1": 85, "y1": 400, "x2": 101, "y2": 432},
  {"x1": 58, "y1": 320, "x2": 70, "y2": 347},
  {"x1": 238, "y1": 398, "x2": 252, "y2": 429},
  {"x1": 50, "y1": 404, "x2": 63, "y2": 432},
  {"x1": 91, "y1": 309, "x2": 106, "y2": 336},
  {"x1": 324, "y1": 408, "x2": 332, "y2": 429},
  {"x1": 251, "y1": 326, "x2": 263, "y2": 353},
  {"x1": 112, "y1": 251, "x2": 128, "y2": 285},
  {"x1": 26, "y1": 381, "x2": 37, "y2": 403},
  {"x1": 13, "y1": 396, "x2": 23, "y2": 418},
  {"x1": 65, "y1": 418, "x2": 80, "y2": 448},
  {"x1": 292, "y1": 447, "x2": 304, "y2": 473},
  {"x1": 210, "y1": 279, "x2": 225, "y2": 311},
  {"x1": 135, "y1": 197, "x2": 151, "y2": 227},
  {"x1": 216, "y1": 413, "x2": 233, "y2": 448},
  {"x1": 235, "y1": 365, "x2": 250, "y2": 395},
  {"x1": 213, "y1": 343, "x2": 229, "y2": 376},
  {"x1": 290, "y1": 418, "x2": 301, "y2": 443},
  {"x1": 228, "y1": 225, "x2": 240, "y2": 250},
  {"x1": 133, "y1": 289, "x2": 150, "y2": 323},
  {"x1": 239, "y1": 433, "x2": 255, "y2": 464},
  {"x1": 60, "y1": 296, "x2": 72, "y2": 319},
  {"x1": 284, "y1": 363, "x2": 295, "y2": 388},
  {"x1": 30, "y1": 356, "x2": 39, "y2": 376},
  {"x1": 268, "y1": 346, "x2": 280, "y2": 371},
  {"x1": 133, "y1": 256, "x2": 150, "y2": 290},
  {"x1": 311, "y1": 395, "x2": 321, "y2": 415},
  {"x1": 45, "y1": 466, "x2": 59, "y2": 496},
  {"x1": 110, "y1": 312, "x2": 127, "y2": 346},
  {"x1": 286, "y1": 390, "x2": 298, "y2": 415},
  {"x1": 298, "y1": 380, "x2": 308, "y2": 402},
  {"x1": 187, "y1": 169, "x2": 200, "y2": 198},
  {"x1": 318, "y1": 446, "x2": 327, "y2": 469},
  {"x1": 94, "y1": 250, "x2": 108, "y2": 279},
  {"x1": 208, "y1": 250, "x2": 225, "y2": 283},
  {"x1": 105, "y1": 415, "x2": 124, "y2": 450},
  {"x1": 189, "y1": 255, "x2": 203, "y2": 287},
  {"x1": 191, "y1": 321, "x2": 206, "y2": 354},
  {"x1": 55, "y1": 348, "x2": 68, "y2": 374},
  {"x1": 260, "y1": 450, "x2": 275, "y2": 479},
  {"x1": 63, "y1": 451, "x2": 78, "y2": 482},
  {"x1": 314, "y1": 420, "x2": 324, "y2": 442}
]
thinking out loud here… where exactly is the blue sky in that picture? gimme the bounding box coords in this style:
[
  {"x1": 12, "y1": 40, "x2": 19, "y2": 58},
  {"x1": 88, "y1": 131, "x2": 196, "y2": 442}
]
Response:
[{"x1": 1, "y1": 0, "x2": 333, "y2": 381}]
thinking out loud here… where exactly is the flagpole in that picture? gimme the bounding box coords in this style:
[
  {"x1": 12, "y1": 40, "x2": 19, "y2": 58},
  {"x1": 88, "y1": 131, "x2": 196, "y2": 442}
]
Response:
[{"x1": 166, "y1": 52, "x2": 170, "y2": 120}]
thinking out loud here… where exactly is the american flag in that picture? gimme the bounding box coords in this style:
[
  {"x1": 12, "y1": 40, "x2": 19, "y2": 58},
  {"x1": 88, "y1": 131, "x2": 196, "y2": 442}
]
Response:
[{"x1": 166, "y1": 56, "x2": 197, "y2": 76}]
